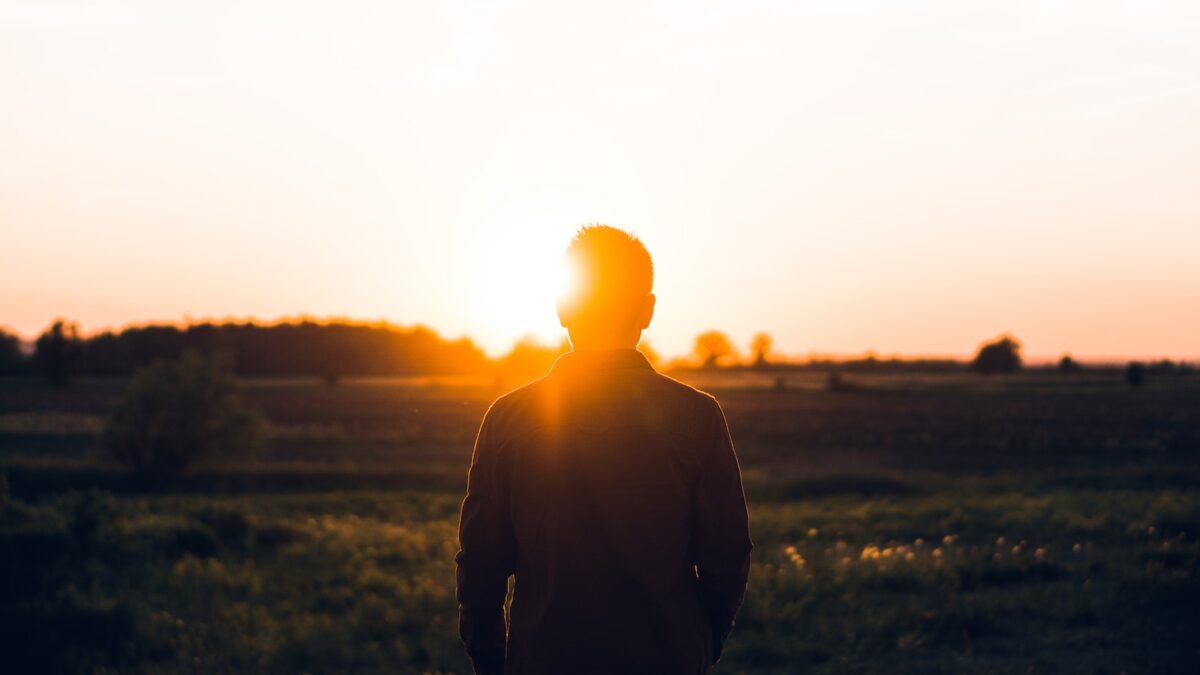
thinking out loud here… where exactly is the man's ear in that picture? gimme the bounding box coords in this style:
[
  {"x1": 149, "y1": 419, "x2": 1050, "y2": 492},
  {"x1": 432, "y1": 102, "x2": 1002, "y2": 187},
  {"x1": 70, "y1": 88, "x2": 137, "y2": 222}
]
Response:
[{"x1": 639, "y1": 294, "x2": 656, "y2": 329}]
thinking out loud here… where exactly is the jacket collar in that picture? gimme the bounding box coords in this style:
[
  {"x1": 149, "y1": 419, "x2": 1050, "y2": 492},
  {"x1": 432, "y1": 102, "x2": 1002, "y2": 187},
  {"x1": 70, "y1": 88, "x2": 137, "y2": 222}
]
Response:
[{"x1": 551, "y1": 348, "x2": 654, "y2": 375}]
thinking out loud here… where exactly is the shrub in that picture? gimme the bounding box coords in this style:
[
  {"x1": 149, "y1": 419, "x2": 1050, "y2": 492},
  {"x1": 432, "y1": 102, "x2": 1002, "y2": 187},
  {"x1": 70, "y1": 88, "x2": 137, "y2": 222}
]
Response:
[
  {"x1": 34, "y1": 320, "x2": 81, "y2": 386},
  {"x1": 1126, "y1": 362, "x2": 1145, "y2": 387},
  {"x1": 69, "y1": 490, "x2": 120, "y2": 544},
  {"x1": 972, "y1": 335, "x2": 1022, "y2": 375},
  {"x1": 168, "y1": 524, "x2": 220, "y2": 558},
  {"x1": 751, "y1": 332, "x2": 774, "y2": 369},
  {"x1": 104, "y1": 350, "x2": 262, "y2": 477},
  {"x1": 694, "y1": 330, "x2": 735, "y2": 368},
  {"x1": 194, "y1": 506, "x2": 253, "y2": 550},
  {"x1": 1058, "y1": 355, "x2": 1082, "y2": 374},
  {"x1": 0, "y1": 329, "x2": 26, "y2": 375},
  {"x1": 826, "y1": 371, "x2": 857, "y2": 393}
]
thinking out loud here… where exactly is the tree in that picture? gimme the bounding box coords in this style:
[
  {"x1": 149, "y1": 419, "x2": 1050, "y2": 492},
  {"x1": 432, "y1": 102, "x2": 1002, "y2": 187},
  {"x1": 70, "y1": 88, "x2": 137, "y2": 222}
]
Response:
[
  {"x1": 104, "y1": 350, "x2": 262, "y2": 477},
  {"x1": 972, "y1": 335, "x2": 1021, "y2": 375},
  {"x1": 751, "y1": 332, "x2": 774, "y2": 369},
  {"x1": 1148, "y1": 359, "x2": 1177, "y2": 375},
  {"x1": 694, "y1": 330, "x2": 735, "y2": 369},
  {"x1": 57, "y1": 319, "x2": 493, "y2": 378},
  {"x1": 0, "y1": 328, "x2": 24, "y2": 375},
  {"x1": 1125, "y1": 362, "x2": 1145, "y2": 387},
  {"x1": 34, "y1": 320, "x2": 81, "y2": 386},
  {"x1": 1058, "y1": 354, "x2": 1082, "y2": 374}
]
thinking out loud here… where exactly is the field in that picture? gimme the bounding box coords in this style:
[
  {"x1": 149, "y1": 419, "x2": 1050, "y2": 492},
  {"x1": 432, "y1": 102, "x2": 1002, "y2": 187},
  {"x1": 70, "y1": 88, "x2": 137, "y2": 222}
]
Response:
[{"x1": 2, "y1": 371, "x2": 1199, "y2": 673}]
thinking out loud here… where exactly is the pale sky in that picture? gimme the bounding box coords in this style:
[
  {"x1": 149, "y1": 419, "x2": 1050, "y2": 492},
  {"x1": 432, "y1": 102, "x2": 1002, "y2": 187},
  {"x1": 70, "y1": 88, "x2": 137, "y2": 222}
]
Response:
[{"x1": 3, "y1": 0, "x2": 1199, "y2": 360}]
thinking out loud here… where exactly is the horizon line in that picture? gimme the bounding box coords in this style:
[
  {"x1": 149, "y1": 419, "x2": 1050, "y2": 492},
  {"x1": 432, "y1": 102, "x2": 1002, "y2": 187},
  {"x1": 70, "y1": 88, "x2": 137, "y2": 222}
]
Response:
[{"x1": 3, "y1": 313, "x2": 1198, "y2": 365}]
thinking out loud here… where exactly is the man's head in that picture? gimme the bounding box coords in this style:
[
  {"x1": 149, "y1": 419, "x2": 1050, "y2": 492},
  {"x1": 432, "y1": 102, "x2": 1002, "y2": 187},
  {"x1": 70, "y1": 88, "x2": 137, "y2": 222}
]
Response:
[{"x1": 557, "y1": 225, "x2": 655, "y2": 349}]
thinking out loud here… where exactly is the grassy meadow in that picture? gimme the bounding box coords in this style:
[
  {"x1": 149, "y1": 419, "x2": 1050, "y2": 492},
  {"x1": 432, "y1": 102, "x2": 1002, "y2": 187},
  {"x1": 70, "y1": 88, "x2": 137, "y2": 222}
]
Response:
[{"x1": 1, "y1": 371, "x2": 1198, "y2": 673}]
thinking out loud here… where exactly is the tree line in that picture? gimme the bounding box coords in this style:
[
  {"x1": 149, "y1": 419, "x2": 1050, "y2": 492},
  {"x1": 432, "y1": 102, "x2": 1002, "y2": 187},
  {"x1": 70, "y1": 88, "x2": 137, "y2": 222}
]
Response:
[
  {"x1": 0, "y1": 320, "x2": 1191, "y2": 385},
  {"x1": 0, "y1": 319, "x2": 490, "y2": 382}
]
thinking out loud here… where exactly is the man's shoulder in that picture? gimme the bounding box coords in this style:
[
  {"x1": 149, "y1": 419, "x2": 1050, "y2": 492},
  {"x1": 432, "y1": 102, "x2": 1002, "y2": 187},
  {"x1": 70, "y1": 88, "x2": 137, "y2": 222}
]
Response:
[
  {"x1": 479, "y1": 374, "x2": 555, "y2": 433},
  {"x1": 643, "y1": 369, "x2": 721, "y2": 412}
]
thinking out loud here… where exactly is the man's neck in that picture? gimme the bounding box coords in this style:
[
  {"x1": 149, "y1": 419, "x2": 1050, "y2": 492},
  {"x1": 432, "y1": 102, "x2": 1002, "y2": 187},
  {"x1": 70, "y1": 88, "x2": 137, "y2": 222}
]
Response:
[{"x1": 568, "y1": 334, "x2": 641, "y2": 352}]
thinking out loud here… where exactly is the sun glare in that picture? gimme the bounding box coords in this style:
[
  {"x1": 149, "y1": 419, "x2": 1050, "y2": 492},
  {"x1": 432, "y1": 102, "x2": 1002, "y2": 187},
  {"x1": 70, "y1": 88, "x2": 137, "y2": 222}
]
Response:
[{"x1": 464, "y1": 223, "x2": 574, "y2": 352}]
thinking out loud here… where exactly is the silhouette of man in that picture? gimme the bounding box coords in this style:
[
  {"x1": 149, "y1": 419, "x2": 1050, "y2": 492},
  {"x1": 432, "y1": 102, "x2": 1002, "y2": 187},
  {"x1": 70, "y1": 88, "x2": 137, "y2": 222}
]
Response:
[{"x1": 456, "y1": 225, "x2": 753, "y2": 674}]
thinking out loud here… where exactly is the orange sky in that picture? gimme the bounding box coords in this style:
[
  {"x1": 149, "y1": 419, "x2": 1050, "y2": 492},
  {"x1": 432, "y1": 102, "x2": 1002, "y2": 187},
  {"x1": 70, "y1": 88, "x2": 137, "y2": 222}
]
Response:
[{"x1": 3, "y1": 1, "x2": 1199, "y2": 360}]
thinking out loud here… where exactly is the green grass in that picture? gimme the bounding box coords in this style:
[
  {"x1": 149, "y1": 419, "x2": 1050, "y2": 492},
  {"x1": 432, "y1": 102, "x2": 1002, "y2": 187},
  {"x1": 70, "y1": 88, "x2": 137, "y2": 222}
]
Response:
[
  {"x1": 3, "y1": 475, "x2": 1197, "y2": 673},
  {"x1": 1, "y1": 372, "x2": 1199, "y2": 673}
]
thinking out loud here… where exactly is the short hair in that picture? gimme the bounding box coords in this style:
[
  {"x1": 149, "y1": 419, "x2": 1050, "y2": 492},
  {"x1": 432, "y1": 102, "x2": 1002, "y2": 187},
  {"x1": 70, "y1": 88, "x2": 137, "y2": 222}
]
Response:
[{"x1": 561, "y1": 225, "x2": 653, "y2": 327}]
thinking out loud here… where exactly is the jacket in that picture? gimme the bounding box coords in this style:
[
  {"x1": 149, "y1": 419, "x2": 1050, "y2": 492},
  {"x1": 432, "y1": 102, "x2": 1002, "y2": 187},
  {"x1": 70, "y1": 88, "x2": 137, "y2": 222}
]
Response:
[{"x1": 456, "y1": 348, "x2": 753, "y2": 675}]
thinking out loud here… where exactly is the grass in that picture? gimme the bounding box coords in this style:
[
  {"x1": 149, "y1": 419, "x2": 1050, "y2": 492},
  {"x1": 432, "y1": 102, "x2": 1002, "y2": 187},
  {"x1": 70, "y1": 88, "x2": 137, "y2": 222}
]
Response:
[{"x1": 1, "y1": 372, "x2": 1198, "y2": 673}]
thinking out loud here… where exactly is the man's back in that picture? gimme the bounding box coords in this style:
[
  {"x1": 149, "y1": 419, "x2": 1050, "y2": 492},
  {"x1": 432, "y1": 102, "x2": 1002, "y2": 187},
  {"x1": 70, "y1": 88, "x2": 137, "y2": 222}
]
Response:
[{"x1": 456, "y1": 349, "x2": 753, "y2": 675}]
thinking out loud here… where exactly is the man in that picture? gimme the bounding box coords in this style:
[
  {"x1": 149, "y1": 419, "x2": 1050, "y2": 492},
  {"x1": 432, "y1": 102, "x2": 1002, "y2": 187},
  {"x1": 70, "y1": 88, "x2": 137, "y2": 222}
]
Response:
[{"x1": 456, "y1": 225, "x2": 753, "y2": 675}]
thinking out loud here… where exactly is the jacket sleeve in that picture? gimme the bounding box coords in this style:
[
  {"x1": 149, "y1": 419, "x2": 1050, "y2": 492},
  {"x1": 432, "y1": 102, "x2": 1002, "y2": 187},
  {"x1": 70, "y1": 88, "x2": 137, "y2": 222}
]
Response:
[
  {"x1": 692, "y1": 396, "x2": 753, "y2": 663},
  {"x1": 455, "y1": 406, "x2": 516, "y2": 675}
]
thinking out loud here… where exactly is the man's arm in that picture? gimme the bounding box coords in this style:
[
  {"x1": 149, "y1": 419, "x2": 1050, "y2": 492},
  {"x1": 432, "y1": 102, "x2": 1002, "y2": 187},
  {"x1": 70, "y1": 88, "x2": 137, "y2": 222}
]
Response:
[
  {"x1": 692, "y1": 396, "x2": 754, "y2": 663},
  {"x1": 455, "y1": 406, "x2": 515, "y2": 675}
]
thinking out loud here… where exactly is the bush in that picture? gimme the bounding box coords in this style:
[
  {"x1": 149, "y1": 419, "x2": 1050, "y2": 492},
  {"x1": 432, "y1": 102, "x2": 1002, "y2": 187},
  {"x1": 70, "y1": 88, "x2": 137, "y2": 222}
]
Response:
[
  {"x1": 694, "y1": 330, "x2": 735, "y2": 368},
  {"x1": 34, "y1": 320, "x2": 81, "y2": 386},
  {"x1": 104, "y1": 350, "x2": 262, "y2": 477},
  {"x1": 0, "y1": 329, "x2": 26, "y2": 375},
  {"x1": 194, "y1": 506, "x2": 253, "y2": 550},
  {"x1": 972, "y1": 335, "x2": 1022, "y2": 375},
  {"x1": 1058, "y1": 355, "x2": 1082, "y2": 374},
  {"x1": 826, "y1": 371, "x2": 857, "y2": 393},
  {"x1": 69, "y1": 490, "x2": 120, "y2": 544},
  {"x1": 1126, "y1": 362, "x2": 1145, "y2": 387}
]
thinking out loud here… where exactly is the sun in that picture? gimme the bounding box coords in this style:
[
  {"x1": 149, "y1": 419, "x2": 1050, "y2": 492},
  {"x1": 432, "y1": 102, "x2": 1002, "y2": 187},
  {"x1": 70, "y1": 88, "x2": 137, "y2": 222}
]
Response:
[{"x1": 463, "y1": 223, "x2": 574, "y2": 352}]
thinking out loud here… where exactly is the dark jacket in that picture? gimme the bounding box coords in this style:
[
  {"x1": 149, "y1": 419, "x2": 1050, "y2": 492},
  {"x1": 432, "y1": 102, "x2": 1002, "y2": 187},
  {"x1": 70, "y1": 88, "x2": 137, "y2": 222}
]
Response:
[{"x1": 456, "y1": 349, "x2": 753, "y2": 675}]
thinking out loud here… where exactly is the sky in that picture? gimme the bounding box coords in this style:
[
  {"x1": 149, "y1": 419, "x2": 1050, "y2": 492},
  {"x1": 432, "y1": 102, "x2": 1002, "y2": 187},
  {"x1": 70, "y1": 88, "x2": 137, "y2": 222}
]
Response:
[{"x1": 2, "y1": 0, "x2": 1199, "y2": 361}]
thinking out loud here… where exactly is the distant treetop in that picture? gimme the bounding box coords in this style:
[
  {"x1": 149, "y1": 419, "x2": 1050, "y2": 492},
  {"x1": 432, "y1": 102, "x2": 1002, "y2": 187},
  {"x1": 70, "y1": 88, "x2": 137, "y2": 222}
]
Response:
[{"x1": 972, "y1": 335, "x2": 1022, "y2": 375}]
